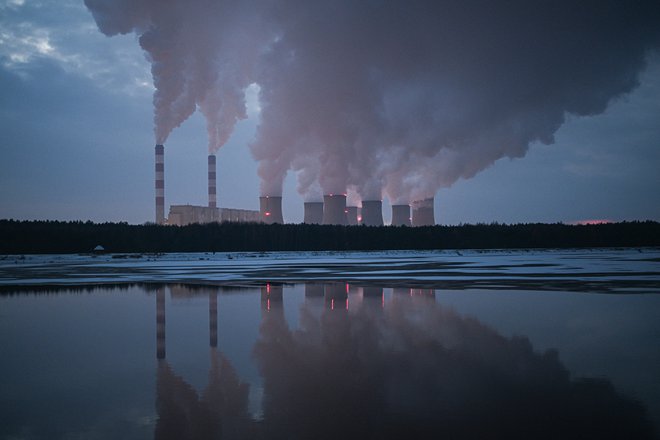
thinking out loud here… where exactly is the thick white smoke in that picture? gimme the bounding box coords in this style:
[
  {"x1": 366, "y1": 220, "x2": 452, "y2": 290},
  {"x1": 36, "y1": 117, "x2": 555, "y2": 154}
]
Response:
[
  {"x1": 84, "y1": 0, "x2": 268, "y2": 153},
  {"x1": 86, "y1": 1, "x2": 660, "y2": 203},
  {"x1": 252, "y1": 0, "x2": 660, "y2": 202}
]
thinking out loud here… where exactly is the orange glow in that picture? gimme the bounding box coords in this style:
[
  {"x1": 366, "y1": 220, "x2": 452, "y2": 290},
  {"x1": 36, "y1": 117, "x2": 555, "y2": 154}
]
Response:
[{"x1": 571, "y1": 219, "x2": 613, "y2": 225}]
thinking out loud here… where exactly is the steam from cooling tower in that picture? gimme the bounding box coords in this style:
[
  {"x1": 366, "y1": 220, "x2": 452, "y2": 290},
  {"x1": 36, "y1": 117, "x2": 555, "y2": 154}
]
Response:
[{"x1": 86, "y1": 1, "x2": 660, "y2": 205}]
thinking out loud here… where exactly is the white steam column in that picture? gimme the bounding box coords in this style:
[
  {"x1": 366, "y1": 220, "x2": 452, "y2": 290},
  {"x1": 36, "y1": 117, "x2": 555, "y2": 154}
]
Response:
[
  {"x1": 323, "y1": 194, "x2": 347, "y2": 225},
  {"x1": 304, "y1": 202, "x2": 324, "y2": 224},
  {"x1": 391, "y1": 204, "x2": 411, "y2": 226},
  {"x1": 412, "y1": 197, "x2": 435, "y2": 226},
  {"x1": 208, "y1": 155, "x2": 216, "y2": 208},
  {"x1": 360, "y1": 200, "x2": 384, "y2": 226},
  {"x1": 155, "y1": 144, "x2": 165, "y2": 224},
  {"x1": 346, "y1": 206, "x2": 358, "y2": 225},
  {"x1": 260, "y1": 196, "x2": 283, "y2": 224}
]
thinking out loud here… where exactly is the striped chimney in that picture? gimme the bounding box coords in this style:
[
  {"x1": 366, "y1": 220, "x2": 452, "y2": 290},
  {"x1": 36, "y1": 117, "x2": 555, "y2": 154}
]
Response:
[
  {"x1": 155, "y1": 144, "x2": 165, "y2": 225},
  {"x1": 208, "y1": 155, "x2": 217, "y2": 208}
]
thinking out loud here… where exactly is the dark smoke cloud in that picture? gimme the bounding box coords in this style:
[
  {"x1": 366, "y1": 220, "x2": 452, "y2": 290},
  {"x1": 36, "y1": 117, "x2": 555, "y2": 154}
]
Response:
[{"x1": 85, "y1": 0, "x2": 660, "y2": 203}]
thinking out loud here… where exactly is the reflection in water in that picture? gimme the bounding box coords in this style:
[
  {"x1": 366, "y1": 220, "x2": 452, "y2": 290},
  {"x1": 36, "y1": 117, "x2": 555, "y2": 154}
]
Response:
[{"x1": 151, "y1": 283, "x2": 655, "y2": 439}]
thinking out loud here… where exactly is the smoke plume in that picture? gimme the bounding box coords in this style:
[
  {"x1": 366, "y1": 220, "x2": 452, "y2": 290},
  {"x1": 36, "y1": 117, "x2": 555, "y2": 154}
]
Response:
[
  {"x1": 86, "y1": 1, "x2": 660, "y2": 203},
  {"x1": 84, "y1": 0, "x2": 268, "y2": 153}
]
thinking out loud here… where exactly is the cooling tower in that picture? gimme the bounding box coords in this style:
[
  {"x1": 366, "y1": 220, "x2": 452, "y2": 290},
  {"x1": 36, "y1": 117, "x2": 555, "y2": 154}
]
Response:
[
  {"x1": 323, "y1": 194, "x2": 347, "y2": 225},
  {"x1": 391, "y1": 204, "x2": 411, "y2": 226},
  {"x1": 208, "y1": 155, "x2": 216, "y2": 209},
  {"x1": 259, "y1": 196, "x2": 284, "y2": 224},
  {"x1": 346, "y1": 206, "x2": 358, "y2": 225},
  {"x1": 361, "y1": 200, "x2": 384, "y2": 226},
  {"x1": 155, "y1": 144, "x2": 165, "y2": 225},
  {"x1": 303, "y1": 202, "x2": 324, "y2": 224},
  {"x1": 412, "y1": 197, "x2": 435, "y2": 226}
]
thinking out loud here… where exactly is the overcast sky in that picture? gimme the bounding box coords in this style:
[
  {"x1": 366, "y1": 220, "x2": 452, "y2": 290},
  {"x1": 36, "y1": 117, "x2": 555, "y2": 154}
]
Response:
[{"x1": 1, "y1": 0, "x2": 659, "y2": 225}]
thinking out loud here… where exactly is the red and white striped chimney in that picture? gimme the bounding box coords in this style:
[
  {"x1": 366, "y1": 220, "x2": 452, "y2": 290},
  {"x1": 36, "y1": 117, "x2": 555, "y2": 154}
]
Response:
[
  {"x1": 155, "y1": 144, "x2": 165, "y2": 224},
  {"x1": 208, "y1": 155, "x2": 216, "y2": 209}
]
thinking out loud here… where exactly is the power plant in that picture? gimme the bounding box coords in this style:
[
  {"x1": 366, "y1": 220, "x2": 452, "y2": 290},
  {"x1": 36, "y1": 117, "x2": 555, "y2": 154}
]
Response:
[
  {"x1": 361, "y1": 200, "x2": 384, "y2": 226},
  {"x1": 412, "y1": 197, "x2": 435, "y2": 226},
  {"x1": 323, "y1": 194, "x2": 347, "y2": 225},
  {"x1": 304, "y1": 202, "x2": 323, "y2": 224},
  {"x1": 346, "y1": 206, "x2": 358, "y2": 225},
  {"x1": 154, "y1": 144, "x2": 439, "y2": 227},
  {"x1": 391, "y1": 204, "x2": 411, "y2": 226},
  {"x1": 259, "y1": 196, "x2": 284, "y2": 224}
]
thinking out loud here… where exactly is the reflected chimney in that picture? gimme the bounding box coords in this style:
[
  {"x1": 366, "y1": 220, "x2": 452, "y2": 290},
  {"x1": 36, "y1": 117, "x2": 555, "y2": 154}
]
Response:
[
  {"x1": 209, "y1": 291, "x2": 217, "y2": 348},
  {"x1": 156, "y1": 287, "x2": 166, "y2": 359}
]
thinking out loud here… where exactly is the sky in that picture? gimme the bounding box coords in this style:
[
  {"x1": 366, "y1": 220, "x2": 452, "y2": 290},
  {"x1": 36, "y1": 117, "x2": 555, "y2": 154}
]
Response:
[{"x1": 1, "y1": 0, "x2": 659, "y2": 225}]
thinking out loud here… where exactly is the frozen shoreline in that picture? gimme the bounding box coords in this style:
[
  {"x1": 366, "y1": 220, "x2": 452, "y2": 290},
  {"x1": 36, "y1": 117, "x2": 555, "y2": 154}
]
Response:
[{"x1": 1, "y1": 248, "x2": 659, "y2": 293}]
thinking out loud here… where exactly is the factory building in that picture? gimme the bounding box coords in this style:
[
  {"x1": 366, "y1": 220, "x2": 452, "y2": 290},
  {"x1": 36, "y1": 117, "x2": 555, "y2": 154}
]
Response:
[{"x1": 167, "y1": 205, "x2": 259, "y2": 226}]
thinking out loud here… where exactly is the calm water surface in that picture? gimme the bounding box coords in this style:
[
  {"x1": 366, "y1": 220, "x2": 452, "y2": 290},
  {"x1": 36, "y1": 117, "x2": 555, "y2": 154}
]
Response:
[{"x1": 1, "y1": 281, "x2": 659, "y2": 439}]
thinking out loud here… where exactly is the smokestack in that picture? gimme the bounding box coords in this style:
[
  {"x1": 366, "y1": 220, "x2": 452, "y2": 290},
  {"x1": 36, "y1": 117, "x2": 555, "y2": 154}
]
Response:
[
  {"x1": 360, "y1": 200, "x2": 384, "y2": 226},
  {"x1": 346, "y1": 206, "x2": 358, "y2": 225},
  {"x1": 323, "y1": 194, "x2": 347, "y2": 225},
  {"x1": 303, "y1": 202, "x2": 324, "y2": 224},
  {"x1": 259, "y1": 196, "x2": 284, "y2": 224},
  {"x1": 391, "y1": 204, "x2": 411, "y2": 226},
  {"x1": 155, "y1": 144, "x2": 165, "y2": 225},
  {"x1": 412, "y1": 197, "x2": 435, "y2": 226},
  {"x1": 208, "y1": 155, "x2": 216, "y2": 208}
]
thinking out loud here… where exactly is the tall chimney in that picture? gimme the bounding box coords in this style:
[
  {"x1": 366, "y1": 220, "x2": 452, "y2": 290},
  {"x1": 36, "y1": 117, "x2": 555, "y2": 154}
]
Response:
[
  {"x1": 208, "y1": 155, "x2": 216, "y2": 209},
  {"x1": 412, "y1": 197, "x2": 435, "y2": 226},
  {"x1": 259, "y1": 196, "x2": 283, "y2": 224},
  {"x1": 323, "y1": 194, "x2": 347, "y2": 225},
  {"x1": 155, "y1": 144, "x2": 165, "y2": 225},
  {"x1": 360, "y1": 200, "x2": 384, "y2": 226},
  {"x1": 391, "y1": 204, "x2": 411, "y2": 226},
  {"x1": 346, "y1": 206, "x2": 358, "y2": 225},
  {"x1": 304, "y1": 202, "x2": 324, "y2": 224}
]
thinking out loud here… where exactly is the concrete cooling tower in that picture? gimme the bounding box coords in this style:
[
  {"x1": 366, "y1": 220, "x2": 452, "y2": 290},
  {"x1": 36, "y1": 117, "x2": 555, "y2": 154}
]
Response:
[
  {"x1": 361, "y1": 200, "x2": 384, "y2": 226},
  {"x1": 303, "y1": 202, "x2": 324, "y2": 224},
  {"x1": 391, "y1": 204, "x2": 411, "y2": 226},
  {"x1": 208, "y1": 155, "x2": 216, "y2": 209},
  {"x1": 259, "y1": 196, "x2": 284, "y2": 224},
  {"x1": 155, "y1": 144, "x2": 165, "y2": 225},
  {"x1": 323, "y1": 194, "x2": 347, "y2": 225},
  {"x1": 346, "y1": 206, "x2": 358, "y2": 225},
  {"x1": 411, "y1": 197, "x2": 435, "y2": 226}
]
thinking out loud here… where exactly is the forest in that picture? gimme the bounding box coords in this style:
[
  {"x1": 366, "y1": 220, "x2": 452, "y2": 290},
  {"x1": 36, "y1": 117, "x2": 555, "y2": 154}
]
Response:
[{"x1": 1, "y1": 219, "x2": 658, "y2": 254}]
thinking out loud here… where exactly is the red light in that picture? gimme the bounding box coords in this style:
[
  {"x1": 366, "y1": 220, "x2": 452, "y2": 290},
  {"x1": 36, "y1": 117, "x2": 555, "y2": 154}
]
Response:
[
  {"x1": 344, "y1": 209, "x2": 348, "y2": 213},
  {"x1": 345, "y1": 298, "x2": 349, "y2": 310},
  {"x1": 266, "y1": 283, "x2": 270, "y2": 294},
  {"x1": 265, "y1": 212, "x2": 271, "y2": 216},
  {"x1": 331, "y1": 298, "x2": 335, "y2": 310},
  {"x1": 345, "y1": 283, "x2": 349, "y2": 294},
  {"x1": 267, "y1": 298, "x2": 270, "y2": 311}
]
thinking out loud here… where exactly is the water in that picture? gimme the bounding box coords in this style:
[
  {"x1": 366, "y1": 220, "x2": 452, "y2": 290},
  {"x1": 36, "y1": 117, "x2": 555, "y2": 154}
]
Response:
[{"x1": 1, "y1": 249, "x2": 659, "y2": 439}]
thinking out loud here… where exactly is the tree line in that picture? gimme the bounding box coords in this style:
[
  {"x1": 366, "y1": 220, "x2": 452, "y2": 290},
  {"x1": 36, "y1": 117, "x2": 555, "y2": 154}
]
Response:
[{"x1": 0, "y1": 219, "x2": 658, "y2": 254}]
